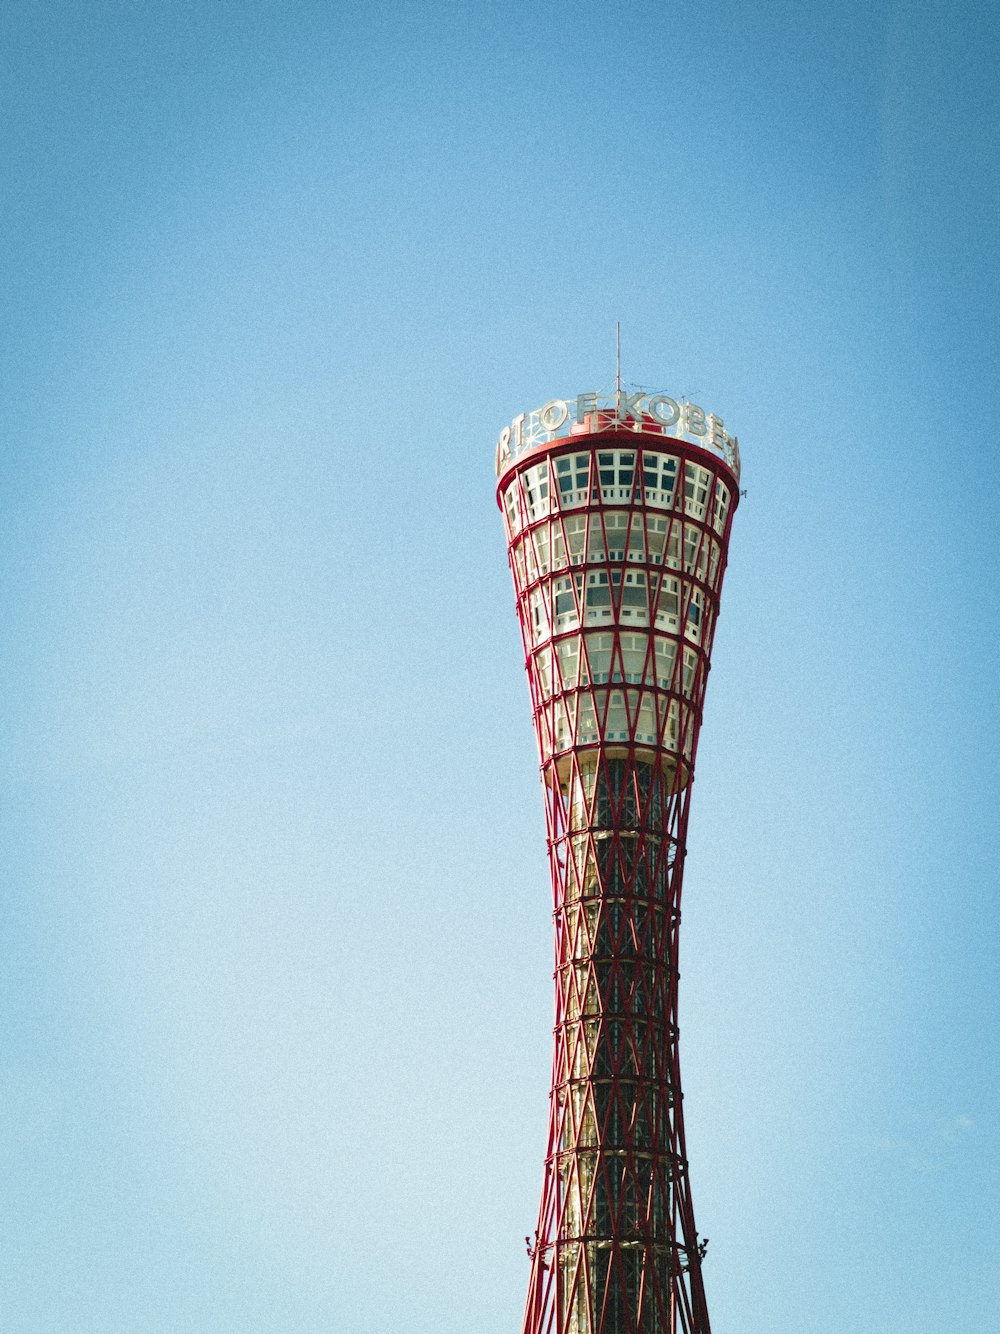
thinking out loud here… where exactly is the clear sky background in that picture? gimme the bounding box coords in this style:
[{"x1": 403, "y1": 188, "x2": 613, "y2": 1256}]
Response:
[{"x1": 1, "y1": 1, "x2": 998, "y2": 1331}]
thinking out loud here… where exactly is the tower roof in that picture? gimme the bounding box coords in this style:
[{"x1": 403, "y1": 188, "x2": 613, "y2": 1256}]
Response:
[{"x1": 494, "y1": 389, "x2": 741, "y2": 484}]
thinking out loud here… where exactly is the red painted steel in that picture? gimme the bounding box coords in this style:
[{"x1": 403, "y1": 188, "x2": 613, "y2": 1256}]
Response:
[{"x1": 497, "y1": 421, "x2": 740, "y2": 1334}]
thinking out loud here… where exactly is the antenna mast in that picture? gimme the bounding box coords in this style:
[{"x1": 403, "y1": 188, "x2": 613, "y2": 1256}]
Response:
[{"x1": 615, "y1": 321, "x2": 621, "y2": 413}]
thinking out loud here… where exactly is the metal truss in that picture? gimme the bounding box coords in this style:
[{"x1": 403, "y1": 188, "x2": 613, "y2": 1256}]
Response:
[{"x1": 498, "y1": 425, "x2": 740, "y2": 1334}]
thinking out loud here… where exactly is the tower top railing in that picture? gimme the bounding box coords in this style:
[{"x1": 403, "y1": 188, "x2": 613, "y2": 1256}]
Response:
[{"x1": 495, "y1": 389, "x2": 741, "y2": 481}]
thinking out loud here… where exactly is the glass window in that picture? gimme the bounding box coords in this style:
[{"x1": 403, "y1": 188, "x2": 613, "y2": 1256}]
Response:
[
  {"x1": 504, "y1": 483, "x2": 522, "y2": 536},
  {"x1": 667, "y1": 525, "x2": 681, "y2": 568},
  {"x1": 627, "y1": 517, "x2": 645, "y2": 562},
  {"x1": 682, "y1": 646, "x2": 698, "y2": 696},
  {"x1": 702, "y1": 601, "x2": 715, "y2": 646},
  {"x1": 522, "y1": 462, "x2": 551, "y2": 520},
  {"x1": 712, "y1": 481, "x2": 731, "y2": 534},
  {"x1": 577, "y1": 694, "x2": 598, "y2": 742},
  {"x1": 585, "y1": 571, "x2": 612, "y2": 619},
  {"x1": 527, "y1": 587, "x2": 549, "y2": 643},
  {"x1": 655, "y1": 575, "x2": 680, "y2": 629},
  {"x1": 649, "y1": 519, "x2": 682, "y2": 570},
  {"x1": 556, "y1": 639, "x2": 580, "y2": 690},
  {"x1": 553, "y1": 575, "x2": 581, "y2": 631},
  {"x1": 584, "y1": 632, "x2": 613, "y2": 683},
  {"x1": 554, "y1": 452, "x2": 590, "y2": 508},
  {"x1": 621, "y1": 633, "x2": 648, "y2": 684},
  {"x1": 666, "y1": 699, "x2": 682, "y2": 752},
  {"x1": 533, "y1": 524, "x2": 551, "y2": 574},
  {"x1": 551, "y1": 524, "x2": 568, "y2": 570},
  {"x1": 604, "y1": 512, "x2": 628, "y2": 560},
  {"x1": 685, "y1": 587, "x2": 704, "y2": 643},
  {"x1": 666, "y1": 700, "x2": 694, "y2": 760},
  {"x1": 708, "y1": 541, "x2": 720, "y2": 587},
  {"x1": 606, "y1": 689, "x2": 628, "y2": 740},
  {"x1": 621, "y1": 570, "x2": 649, "y2": 624},
  {"x1": 534, "y1": 647, "x2": 553, "y2": 698},
  {"x1": 511, "y1": 541, "x2": 527, "y2": 588},
  {"x1": 587, "y1": 519, "x2": 607, "y2": 562},
  {"x1": 645, "y1": 515, "x2": 669, "y2": 565},
  {"x1": 655, "y1": 638, "x2": 677, "y2": 689},
  {"x1": 563, "y1": 515, "x2": 585, "y2": 563},
  {"x1": 598, "y1": 450, "x2": 637, "y2": 498},
  {"x1": 641, "y1": 451, "x2": 679, "y2": 508},
  {"x1": 523, "y1": 533, "x2": 542, "y2": 583},
  {"x1": 554, "y1": 699, "x2": 572, "y2": 750},
  {"x1": 636, "y1": 692, "x2": 657, "y2": 745},
  {"x1": 681, "y1": 526, "x2": 711, "y2": 581},
  {"x1": 683, "y1": 462, "x2": 710, "y2": 519}
]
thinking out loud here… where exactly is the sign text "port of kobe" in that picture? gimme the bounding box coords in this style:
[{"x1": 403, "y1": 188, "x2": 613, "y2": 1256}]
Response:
[{"x1": 495, "y1": 391, "x2": 740, "y2": 480}]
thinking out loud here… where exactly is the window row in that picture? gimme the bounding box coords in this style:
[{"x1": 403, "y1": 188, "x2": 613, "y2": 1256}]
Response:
[
  {"x1": 504, "y1": 453, "x2": 732, "y2": 532},
  {"x1": 557, "y1": 449, "x2": 679, "y2": 503},
  {"x1": 538, "y1": 689, "x2": 697, "y2": 759},
  {"x1": 510, "y1": 510, "x2": 722, "y2": 589},
  {"x1": 524, "y1": 572, "x2": 711, "y2": 644},
  {"x1": 531, "y1": 633, "x2": 701, "y2": 701}
]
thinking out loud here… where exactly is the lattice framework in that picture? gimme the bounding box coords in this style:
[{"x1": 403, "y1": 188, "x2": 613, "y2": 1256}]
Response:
[{"x1": 498, "y1": 424, "x2": 739, "y2": 1334}]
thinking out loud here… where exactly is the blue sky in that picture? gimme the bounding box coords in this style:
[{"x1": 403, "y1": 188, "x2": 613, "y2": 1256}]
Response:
[{"x1": 1, "y1": 1, "x2": 998, "y2": 1330}]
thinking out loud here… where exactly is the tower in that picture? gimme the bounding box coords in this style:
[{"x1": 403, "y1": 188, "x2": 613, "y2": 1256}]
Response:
[{"x1": 495, "y1": 389, "x2": 741, "y2": 1334}]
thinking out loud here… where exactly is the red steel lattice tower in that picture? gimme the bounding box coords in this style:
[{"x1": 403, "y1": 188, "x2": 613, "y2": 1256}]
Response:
[{"x1": 495, "y1": 390, "x2": 741, "y2": 1334}]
